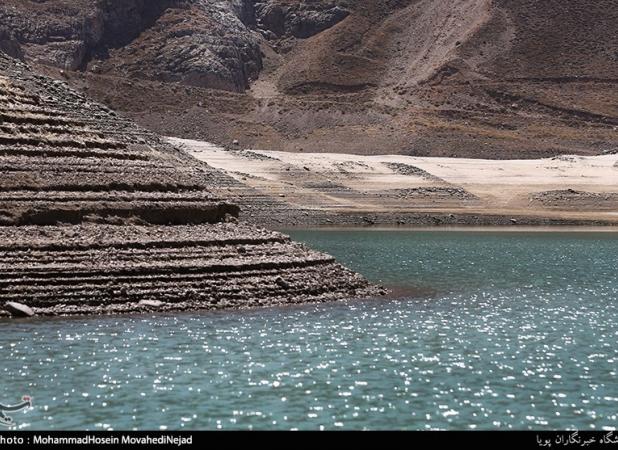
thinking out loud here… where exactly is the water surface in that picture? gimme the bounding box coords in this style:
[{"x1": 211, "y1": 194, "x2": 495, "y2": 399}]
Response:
[{"x1": 2, "y1": 230, "x2": 617, "y2": 430}]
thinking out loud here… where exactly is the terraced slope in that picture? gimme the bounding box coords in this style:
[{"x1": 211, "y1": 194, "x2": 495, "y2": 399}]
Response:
[
  {"x1": 0, "y1": 224, "x2": 371, "y2": 316},
  {"x1": 0, "y1": 54, "x2": 240, "y2": 226},
  {"x1": 0, "y1": 53, "x2": 379, "y2": 317}
]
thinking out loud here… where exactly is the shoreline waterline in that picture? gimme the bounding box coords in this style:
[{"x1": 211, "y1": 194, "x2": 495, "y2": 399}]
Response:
[{"x1": 279, "y1": 225, "x2": 618, "y2": 233}]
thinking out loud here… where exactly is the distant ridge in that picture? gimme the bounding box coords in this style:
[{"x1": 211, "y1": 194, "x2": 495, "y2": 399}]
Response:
[{"x1": 1, "y1": 0, "x2": 616, "y2": 158}]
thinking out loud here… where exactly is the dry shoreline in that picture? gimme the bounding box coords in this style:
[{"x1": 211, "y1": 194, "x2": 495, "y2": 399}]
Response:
[
  {"x1": 0, "y1": 223, "x2": 384, "y2": 319},
  {"x1": 171, "y1": 138, "x2": 618, "y2": 228}
]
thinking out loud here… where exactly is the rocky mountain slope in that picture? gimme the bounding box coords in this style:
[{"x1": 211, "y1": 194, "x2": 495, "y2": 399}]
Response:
[
  {"x1": 0, "y1": 52, "x2": 379, "y2": 317},
  {"x1": 1, "y1": 0, "x2": 617, "y2": 158}
]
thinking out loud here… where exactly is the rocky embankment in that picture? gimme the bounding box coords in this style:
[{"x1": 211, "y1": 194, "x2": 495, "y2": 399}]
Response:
[
  {"x1": 0, "y1": 224, "x2": 373, "y2": 316},
  {"x1": 0, "y1": 52, "x2": 380, "y2": 318}
]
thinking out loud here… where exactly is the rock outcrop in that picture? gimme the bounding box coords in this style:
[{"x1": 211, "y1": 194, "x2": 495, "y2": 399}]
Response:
[
  {"x1": 0, "y1": 52, "x2": 379, "y2": 317},
  {"x1": 0, "y1": 1, "x2": 350, "y2": 92},
  {"x1": 0, "y1": 0, "x2": 260, "y2": 91},
  {"x1": 255, "y1": 1, "x2": 349, "y2": 38},
  {"x1": 89, "y1": 0, "x2": 264, "y2": 91}
]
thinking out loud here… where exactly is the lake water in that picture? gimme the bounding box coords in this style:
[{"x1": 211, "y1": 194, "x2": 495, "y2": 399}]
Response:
[{"x1": 2, "y1": 229, "x2": 617, "y2": 430}]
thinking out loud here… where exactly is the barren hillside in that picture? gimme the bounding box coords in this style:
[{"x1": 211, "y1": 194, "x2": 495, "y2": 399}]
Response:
[{"x1": 1, "y1": 0, "x2": 617, "y2": 158}]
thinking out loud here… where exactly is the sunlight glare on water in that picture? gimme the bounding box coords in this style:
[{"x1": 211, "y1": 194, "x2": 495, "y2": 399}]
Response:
[{"x1": 1, "y1": 230, "x2": 617, "y2": 430}]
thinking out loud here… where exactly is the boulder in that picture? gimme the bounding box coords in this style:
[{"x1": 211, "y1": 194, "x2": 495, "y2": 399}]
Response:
[
  {"x1": 5, "y1": 302, "x2": 35, "y2": 317},
  {"x1": 138, "y1": 299, "x2": 163, "y2": 308}
]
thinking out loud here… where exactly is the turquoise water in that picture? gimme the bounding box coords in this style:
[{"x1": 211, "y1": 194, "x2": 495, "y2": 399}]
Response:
[{"x1": 1, "y1": 230, "x2": 617, "y2": 430}]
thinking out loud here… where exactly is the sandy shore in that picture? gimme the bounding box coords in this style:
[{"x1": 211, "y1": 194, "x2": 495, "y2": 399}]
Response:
[{"x1": 171, "y1": 137, "x2": 618, "y2": 226}]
